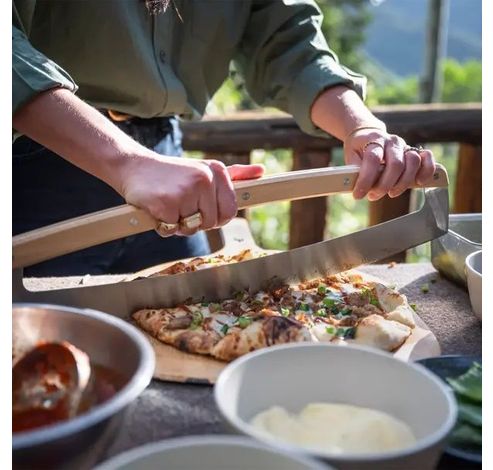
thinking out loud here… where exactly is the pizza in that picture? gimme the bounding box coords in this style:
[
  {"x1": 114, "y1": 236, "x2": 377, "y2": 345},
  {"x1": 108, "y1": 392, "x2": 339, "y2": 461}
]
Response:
[
  {"x1": 132, "y1": 271, "x2": 416, "y2": 362},
  {"x1": 146, "y1": 249, "x2": 262, "y2": 278}
]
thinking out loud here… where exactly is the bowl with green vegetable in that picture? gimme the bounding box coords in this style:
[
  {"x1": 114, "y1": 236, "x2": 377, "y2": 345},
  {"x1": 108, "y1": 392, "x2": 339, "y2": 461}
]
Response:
[{"x1": 416, "y1": 355, "x2": 481, "y2": 464}]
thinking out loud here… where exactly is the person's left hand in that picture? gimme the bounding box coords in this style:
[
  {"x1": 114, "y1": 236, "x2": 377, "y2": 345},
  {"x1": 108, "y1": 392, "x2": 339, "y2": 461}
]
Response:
[{"x1": 343, "y1": 128, "x2": 436, "y2": 201}]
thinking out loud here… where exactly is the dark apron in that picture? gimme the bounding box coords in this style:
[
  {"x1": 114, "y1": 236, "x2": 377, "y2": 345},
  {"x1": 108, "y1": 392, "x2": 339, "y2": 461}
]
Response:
[{"x1": 13, "y1": 115, "x2": 210, "y2": 277}]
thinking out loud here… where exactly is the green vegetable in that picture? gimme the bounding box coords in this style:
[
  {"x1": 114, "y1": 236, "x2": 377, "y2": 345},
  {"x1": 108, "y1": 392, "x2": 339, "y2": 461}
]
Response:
[
  {"x1": 335, "y1": 326, "x2": 356, "y2": 339},
  {"x1": 190, "y1": 311, "x2": 203, "y2": 329},
  {"x1": 220, "y1": 324, "x2": 229, "y2": 335},
  {"x1": 446, "y1": 362, "x2": 482, "y2": 449},
  {"x1": 447, "y1": 362, "x2": 482, "y2": 402},
  {"x1": 299, "y1": 303, "x2": 311, "y2": 312},
  {"x1": 449, "y1": 423, "x2": 482, "y2": 447},
  {"x1": 314, "y1": 308, "x2": 327, "y2": 317},
  {"x1": 317, "y1": 285, "x2": 327, "y2": 295},
  {"x1": 325, "y1": 326, "x2": 336, "y2": 335},
  {"x1": 280, "y1": 307, "x2": 291, "y2": 317},
  {"x1": 362, "y1": 287, "x2": 379, "y2": 306},
  {"x1": 457, "y1": 397, "x2": 482, "y2": 427},
  {"x1": 323, "y1": 298, "x2": 337, "y2": 308},
  {"x1": 410, "y1": 303, "x2": 417, "y2": 312},
  {"x1": 333, "y1": 308, "x2": 352, "y2": 319},
  {"x1": 201, "y1": 302, "x2": 209, "y2": 307},
  {"x1": 237, "y1": 316, "x2": 253, "y2": 329},
  {"x1": 420, "y1": 283, "x2": 430, "y2": 294}
]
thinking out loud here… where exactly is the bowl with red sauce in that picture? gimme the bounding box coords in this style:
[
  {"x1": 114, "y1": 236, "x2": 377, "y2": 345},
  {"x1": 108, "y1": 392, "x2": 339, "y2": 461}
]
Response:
[{"x1": 12, "y1": 304, "x2": 155, "y2": 470}]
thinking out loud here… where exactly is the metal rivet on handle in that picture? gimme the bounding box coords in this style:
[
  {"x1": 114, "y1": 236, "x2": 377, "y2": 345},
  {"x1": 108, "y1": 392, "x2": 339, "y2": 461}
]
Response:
[
  {"x1": 433, "y1": 172, "x2": 439, "y2": 180},
  {"x1": 241, "y1": 192, "x2": 251, "y2": 201},
  {"x1": 129, "y1": 217, "x2": 139, "y2": 226},
  {"x1": 343, "y1": 177, "x2": 350, "y2": 186}
]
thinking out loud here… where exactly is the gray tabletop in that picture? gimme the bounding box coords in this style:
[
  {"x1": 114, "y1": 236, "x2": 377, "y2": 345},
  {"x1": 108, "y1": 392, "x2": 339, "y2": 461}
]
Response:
[
  {"x1": 92, "y1": 263, "x2": 480, "y2": 465},
  {"x1": 26, "y1": 263, "x2": 482, "y2": 468}
]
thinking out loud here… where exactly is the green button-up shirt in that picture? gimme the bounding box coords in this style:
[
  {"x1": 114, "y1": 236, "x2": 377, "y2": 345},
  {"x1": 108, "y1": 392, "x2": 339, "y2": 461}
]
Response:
[{"x1": 12, "y1": 0, "x2": 366, "y2": 136}]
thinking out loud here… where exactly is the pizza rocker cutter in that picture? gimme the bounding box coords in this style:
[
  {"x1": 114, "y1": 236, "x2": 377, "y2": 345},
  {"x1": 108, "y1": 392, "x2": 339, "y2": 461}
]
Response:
[{"x1": 12, "y1": 165, "x2": 449, "y2": 318}]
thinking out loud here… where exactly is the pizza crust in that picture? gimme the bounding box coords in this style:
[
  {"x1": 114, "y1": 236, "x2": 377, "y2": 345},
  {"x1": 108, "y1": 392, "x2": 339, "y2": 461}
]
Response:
[
  {"x1": 211, "y1": 316, "x2": 311, "y2": 361},
  {"x1": 353, "y1": 314, "x2": 412, "y2": 351},
  {"x1": 372, "y1": 282, "x2": 416, "y2": 328}
]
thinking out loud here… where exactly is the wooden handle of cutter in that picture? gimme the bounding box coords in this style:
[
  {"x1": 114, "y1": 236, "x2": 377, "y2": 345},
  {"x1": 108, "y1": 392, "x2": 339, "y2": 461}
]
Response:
[{"x1": 12, "y1": 164, "x2": 448, "y2": 268}]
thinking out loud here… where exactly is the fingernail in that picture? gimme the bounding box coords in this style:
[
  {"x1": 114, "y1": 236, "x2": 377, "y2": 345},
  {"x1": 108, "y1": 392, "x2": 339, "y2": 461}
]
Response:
[
  {"x1": 353, "y1": 189, "x2": 365, "y2": 200},
  {"x1": 367, "y1": 191, "x2": 379, "y2": 201}
]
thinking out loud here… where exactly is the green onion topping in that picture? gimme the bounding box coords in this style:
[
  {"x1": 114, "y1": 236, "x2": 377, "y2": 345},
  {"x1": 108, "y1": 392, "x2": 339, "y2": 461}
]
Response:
[
  {"x1": 314, "y1": 308, "x2": 327, "y2": 317},
  {"x1": 317, "y1": 285, "x2": 327, "y2": 295},
  {"x1": 333, "y1": 308, "x2": 352, "y2": 319},
  {"x1": 299, "y1": 303, "x2": 311, "y2": 312},
  {"x1": 323, "y1": 298, "x2": 337, "y2": 308},
  {"x1": 237, "y1": 316, "x2": 253, "y2": 329},
  {"x1": 335, "y1": 326, "x2": 356, "y2": 339},
  {"x1": 280, "y1": 307, "x2": 291, "y2": 317},
  {"x1": 190, "y1": 311, "x2": 203, "y2": 329}
]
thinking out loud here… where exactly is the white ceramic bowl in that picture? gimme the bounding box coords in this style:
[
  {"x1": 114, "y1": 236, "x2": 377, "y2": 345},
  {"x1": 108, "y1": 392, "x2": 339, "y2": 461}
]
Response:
[
  {"x1": 95, "y1": 436, "x2": 329, "y2": 470},
  {"x1": 465, "y1": 250, "x2": 482, "y2": 320},
  {"x1": 214, "y1": 344, "x2": 457, "y2": 470}
]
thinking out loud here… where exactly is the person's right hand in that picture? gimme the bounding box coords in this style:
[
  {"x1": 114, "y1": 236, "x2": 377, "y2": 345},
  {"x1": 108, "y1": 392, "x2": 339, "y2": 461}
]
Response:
[
  {"x1": 12, "y1": 88, "x2": 264, "y2": 236},
  {"x1": 119, "y1": 153, "x2": 264, "y2": 236}
]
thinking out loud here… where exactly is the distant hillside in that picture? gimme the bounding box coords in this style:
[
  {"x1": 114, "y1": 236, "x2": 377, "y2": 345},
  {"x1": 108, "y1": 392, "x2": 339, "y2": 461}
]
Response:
[{"x1": 362, "y1": 0, "x2": 481, "y2": 77}]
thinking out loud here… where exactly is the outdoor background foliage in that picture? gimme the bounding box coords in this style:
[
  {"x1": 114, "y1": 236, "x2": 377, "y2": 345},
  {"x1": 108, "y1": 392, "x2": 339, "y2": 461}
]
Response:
[{"x1": 191, "y1": 0, "x2": 482, "y2": 260}]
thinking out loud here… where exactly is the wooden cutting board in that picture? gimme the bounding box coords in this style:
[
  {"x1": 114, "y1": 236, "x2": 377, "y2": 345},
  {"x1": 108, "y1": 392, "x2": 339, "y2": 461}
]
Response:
[{"x1": 127, "y1": 219, "x2": 441, "y2": 384}]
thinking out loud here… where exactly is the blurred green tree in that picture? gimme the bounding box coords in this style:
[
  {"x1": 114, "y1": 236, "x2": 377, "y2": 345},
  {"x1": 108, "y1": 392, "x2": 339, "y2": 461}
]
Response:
[
  {"x1": 368, "y1": 59, "x2": 482, "y2": 105},
  {"x1": 317, "y1": 0, "x2": 372, "y2": 70},
  {"x1": 208, "y1": 0, "x2": 372, "y2": 116}
]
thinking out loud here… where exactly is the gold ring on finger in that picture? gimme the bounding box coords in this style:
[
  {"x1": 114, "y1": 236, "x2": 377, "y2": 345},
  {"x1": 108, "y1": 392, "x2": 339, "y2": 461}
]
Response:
[
  {"x1": 155, "y1": 221, "x2": 179, "y2": 238},
  {"x1": 363, "y1": 141, "x2": 385, "y2": 152},
  {"x1": 180, "y1": 211, "x2": 203, "y2": 231}
]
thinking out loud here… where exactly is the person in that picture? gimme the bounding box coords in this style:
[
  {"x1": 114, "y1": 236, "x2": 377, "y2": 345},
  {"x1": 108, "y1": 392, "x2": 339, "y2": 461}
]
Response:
[{"x1": 12, "y1": 0, "x2": 435, "y2": 277}]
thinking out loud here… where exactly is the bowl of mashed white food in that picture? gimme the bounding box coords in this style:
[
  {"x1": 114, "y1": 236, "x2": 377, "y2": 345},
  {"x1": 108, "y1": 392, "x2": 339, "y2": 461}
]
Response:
[{"x1": 214, "y1": 343, "x2": 457, "y2": 470}]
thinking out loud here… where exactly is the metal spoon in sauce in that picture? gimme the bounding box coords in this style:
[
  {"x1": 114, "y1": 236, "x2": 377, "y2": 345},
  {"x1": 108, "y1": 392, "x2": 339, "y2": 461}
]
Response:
[{"x1": 12, "y1": 341, "x2": 91, "y2": 433}]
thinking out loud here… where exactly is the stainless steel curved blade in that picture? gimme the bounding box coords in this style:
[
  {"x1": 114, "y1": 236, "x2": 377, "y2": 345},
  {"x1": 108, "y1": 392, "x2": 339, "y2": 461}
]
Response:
[{"x1": 12, "y1": 187, "x2": 448, "y2": 318}]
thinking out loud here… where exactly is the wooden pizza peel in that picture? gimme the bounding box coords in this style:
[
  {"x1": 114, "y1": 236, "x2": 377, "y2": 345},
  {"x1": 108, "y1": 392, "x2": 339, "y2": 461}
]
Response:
[{"x1": 124, "y1": 220, "x2": 441, "y2": 384}]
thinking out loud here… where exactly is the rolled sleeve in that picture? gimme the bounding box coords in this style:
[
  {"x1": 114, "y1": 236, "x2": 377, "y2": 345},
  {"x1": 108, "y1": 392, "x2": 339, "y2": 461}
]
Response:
[
  {"x1": 289, "y1": 55, "x2": 367, "y2": 136},
  {"x1": 12, "y1": 26, "x2": 78, "y2": 115},
  {"x1": 235, "y1": 0, "x2": 367, "y2": 137}
]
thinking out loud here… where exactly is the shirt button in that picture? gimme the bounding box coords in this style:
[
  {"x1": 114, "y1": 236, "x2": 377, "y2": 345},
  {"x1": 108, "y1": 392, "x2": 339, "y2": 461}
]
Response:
[{"x1": 159, "y1": 50, "x2": 167, "y2": 63}]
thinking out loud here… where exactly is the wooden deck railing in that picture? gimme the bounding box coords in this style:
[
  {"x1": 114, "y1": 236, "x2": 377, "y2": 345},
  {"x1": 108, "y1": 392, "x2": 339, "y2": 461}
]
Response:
[{"x1": 181, "y1": 103, "x2": 481, "y2": 259}]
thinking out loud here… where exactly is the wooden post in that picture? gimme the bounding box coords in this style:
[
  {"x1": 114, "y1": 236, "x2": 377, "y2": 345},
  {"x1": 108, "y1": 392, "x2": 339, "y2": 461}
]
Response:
[
  {"x1": 421, "y1": 0, "x2": 449, "y2": 102},
  {"x1": 289, "y1": 149, "x2": 331, "y2": 249},
  {"x1": 368, "y1": 192, "x2": 411, "y2": 263},
  {"x1": 453, "y1": 144, "x2": 482, "y2": 213}
]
